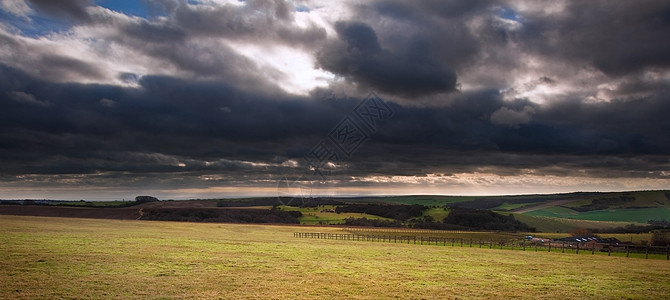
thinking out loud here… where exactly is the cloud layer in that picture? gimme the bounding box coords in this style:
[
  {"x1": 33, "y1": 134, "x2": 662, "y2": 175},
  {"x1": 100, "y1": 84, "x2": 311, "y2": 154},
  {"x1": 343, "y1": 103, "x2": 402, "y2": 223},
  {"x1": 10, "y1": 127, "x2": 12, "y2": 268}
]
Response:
[{"x1": 1, "y1": 0, "x2": 670, "y2": 199}]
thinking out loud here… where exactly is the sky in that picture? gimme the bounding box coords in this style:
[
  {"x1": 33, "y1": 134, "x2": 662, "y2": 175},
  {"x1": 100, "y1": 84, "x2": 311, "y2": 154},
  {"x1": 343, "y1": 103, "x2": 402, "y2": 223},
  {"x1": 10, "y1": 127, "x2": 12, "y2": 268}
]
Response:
[{"x1": 1, "y1": 0, "x2": 670, "y2": 200}]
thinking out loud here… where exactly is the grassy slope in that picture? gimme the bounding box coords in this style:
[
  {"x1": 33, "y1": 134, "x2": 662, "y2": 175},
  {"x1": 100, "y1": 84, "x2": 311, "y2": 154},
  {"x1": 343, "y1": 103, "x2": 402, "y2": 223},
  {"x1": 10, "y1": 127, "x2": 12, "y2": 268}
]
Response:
[
  {"x1": 522, "y1": 191, "x2": 670, "y2": 223},
  {"x1": 279, "y1": 205, "x2": 394, "y2": 225},
  {"x1": 525, "y1": 207, "x2": 670, "y2": 223},
  {"x1": 511, "y1": 213, "x2": 643, "y2": 233},
  {"x1": 2, "y1": 215, "x2": 670, "y2": 299},
  {"x1": 422, "y1": 207, "x2": 450, "y2": 222},
  {"x1": 375, "y1": 191, "x2": 670, "y2": 228}
]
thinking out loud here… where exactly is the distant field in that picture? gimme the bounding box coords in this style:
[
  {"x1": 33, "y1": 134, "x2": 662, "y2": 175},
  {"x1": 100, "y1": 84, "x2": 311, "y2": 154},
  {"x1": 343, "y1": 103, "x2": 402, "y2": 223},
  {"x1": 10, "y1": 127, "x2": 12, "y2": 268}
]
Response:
[
  {"x1": 509, "y1": 213, "x2": 643, "y2": 233},
  {"x1": 49, "y1": 200, "x2": 136, "y2": 207},
  {"x1": 2, "y1": 215, "x2": 669, "y2": 299},
  {"x1": 524, "y1": 207, "x2": 670, "y2": 223},
  {"x1": 374, "y1": 195, "x2": 476, "y2": 206},
  {"x1": 279, "y1": 205, "x2": 392, "y2": 225}
]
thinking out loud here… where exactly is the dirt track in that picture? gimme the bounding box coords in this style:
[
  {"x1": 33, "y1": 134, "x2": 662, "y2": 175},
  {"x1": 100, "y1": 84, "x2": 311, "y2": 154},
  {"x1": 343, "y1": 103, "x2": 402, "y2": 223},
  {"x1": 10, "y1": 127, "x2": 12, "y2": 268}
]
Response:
[{"x1": 512, "y1": 199, "x2": 580, "y2": 214}]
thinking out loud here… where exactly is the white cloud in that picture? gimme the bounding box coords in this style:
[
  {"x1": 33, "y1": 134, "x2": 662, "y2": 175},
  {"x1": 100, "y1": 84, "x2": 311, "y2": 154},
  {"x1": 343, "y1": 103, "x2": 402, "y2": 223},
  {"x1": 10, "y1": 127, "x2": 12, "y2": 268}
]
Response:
[
  {"x1": 230, "y1": 42, "x2": 334, "y2": 95},
  {"x1": 1, "y1": 0, "x2": 33, "y2": 19}
]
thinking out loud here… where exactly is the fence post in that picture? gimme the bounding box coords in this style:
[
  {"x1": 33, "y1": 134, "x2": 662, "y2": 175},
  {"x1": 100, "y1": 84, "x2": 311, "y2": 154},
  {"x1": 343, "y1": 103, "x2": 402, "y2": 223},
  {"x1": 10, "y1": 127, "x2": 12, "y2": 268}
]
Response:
[
  {"x1": 522, "y1": 240, "x2": 525, "y2": 251},
  {"x1": 626, "y1": 245, "x2": 629, "y2": 258},
  {"x1": 576, "y1": 243, "x2": 579, "y2": 254},
  {"x1": 667, "y1": 246, "x2": 669, "y2": 260},
  {"x1": 490, "y1": 240, "x2": 493, "y2": 249},
  {"x1": 608, "y1": 243, "x2": 611, "y2": 256},
  {"x1": 470, "y1": 239, "x2": 473, "y2": 247},
  {"x1": 535, "y1": 242, "x2": 538, "y2": 252},
  {"x1": 499, "y1": 240, "x2": 503, "y2": 250},
  {"x1": 645, "y1": 246, "x2": 649, "y2": 259},
  {"x1": 561, "y1": 241, "x2": 565, "y2": 253}
]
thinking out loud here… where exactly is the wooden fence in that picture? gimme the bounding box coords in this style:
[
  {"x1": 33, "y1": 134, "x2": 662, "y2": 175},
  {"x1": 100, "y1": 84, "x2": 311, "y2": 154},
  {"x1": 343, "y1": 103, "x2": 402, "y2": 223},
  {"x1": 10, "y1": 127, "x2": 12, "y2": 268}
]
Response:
[{"x1": 293, "y1": 232, "x2": 670, "y2": 260}]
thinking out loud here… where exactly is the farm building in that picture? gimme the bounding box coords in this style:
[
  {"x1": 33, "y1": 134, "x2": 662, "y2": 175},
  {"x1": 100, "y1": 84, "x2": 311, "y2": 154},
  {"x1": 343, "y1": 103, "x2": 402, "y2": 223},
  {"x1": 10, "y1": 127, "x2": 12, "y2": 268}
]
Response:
[
  {"x1": 552, "y1": 236, "x2": 621, "y2": 244},
  {"x1": 552, "y1": 236, "x2": 622, "y2": 251}
]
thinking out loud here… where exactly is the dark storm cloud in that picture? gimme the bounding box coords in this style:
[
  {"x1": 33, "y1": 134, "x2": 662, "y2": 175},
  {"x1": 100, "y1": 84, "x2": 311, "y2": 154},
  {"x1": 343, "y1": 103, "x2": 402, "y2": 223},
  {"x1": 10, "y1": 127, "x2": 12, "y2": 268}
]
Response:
[
  {"x1": 3, "y1": 61, "x2": 669, "y2": 185},
  {"x1": 316, "y1": 21, "x2": 458, "y2": 97},
  {"x1": 0, "y1": 64, "x2": 343, "y2": 176},
  {"x1": 520, "y1": 0, "x2": 670, "y2": 75},
  {"x1": 2, "y1": 0, "x2": 670, "y2": 197}
]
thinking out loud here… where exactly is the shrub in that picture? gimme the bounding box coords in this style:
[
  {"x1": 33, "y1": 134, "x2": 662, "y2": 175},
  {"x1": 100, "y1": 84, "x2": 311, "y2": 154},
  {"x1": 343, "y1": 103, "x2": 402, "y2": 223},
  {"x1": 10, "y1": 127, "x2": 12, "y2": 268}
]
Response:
[{"x1": 135, "y1": 196, "x2": 159, "y2": 203}]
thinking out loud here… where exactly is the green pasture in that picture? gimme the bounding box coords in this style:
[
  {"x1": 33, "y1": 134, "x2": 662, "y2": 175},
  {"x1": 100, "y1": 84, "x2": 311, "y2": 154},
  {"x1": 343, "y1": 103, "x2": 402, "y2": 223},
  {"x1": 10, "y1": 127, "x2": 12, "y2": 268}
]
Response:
[
  {"x1": 422, "y1": 207, "x2": 450, "y2": 222},
  {"x1": 524, "y1": 207, "x2": 670, "y2": 223},
  {"x1": 511, "y1": 213, "x2": 643, "y2": 233},
  {"x1": 278, "y1": 205, "x2": 392, "y2": 225},
  {"x1": 343, "y1": 227, "x2": 525, "y2": 241},
  {"x1": 2, "y1": 215, "x2": 670, "y2": 299},
  {"x1": 492, "y1": 201, "x2": 533, "y2": 211}
]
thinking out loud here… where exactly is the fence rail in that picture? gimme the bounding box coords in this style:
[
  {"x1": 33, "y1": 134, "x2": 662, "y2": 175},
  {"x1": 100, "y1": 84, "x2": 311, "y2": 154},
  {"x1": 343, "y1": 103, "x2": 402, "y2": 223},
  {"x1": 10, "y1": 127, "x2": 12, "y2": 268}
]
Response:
[{"x1": 293, "y1": 232, "x2": 670, "y2": 260}]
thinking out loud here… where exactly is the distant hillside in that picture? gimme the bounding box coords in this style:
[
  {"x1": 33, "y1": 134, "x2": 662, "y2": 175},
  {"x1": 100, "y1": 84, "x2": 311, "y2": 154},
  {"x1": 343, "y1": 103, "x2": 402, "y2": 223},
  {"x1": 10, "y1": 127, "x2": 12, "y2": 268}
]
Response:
[{"x1": 372, "y1": 191, "x2": 670, "y2": 224}]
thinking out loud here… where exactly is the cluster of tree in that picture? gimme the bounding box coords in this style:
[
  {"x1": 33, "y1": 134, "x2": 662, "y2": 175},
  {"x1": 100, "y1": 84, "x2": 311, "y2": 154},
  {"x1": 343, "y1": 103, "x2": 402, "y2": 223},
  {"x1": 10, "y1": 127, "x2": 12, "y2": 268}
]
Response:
[
  {"x1": 651, "y1": 229, "x2": 670, "y2": 246},
  {"x1": 342, "y1": 208, "x2": 533, "y2": 231},
  {"x1": 647, "y1": 219, "x2": 670, "y2": 227},
  {"x1": 335, "y1": 204, "x2": 425, "y2": 220},
  {"x1": 408, "y1": 216, "x2": 469, "y2": 230},
  {"x1": 591, "y1": 221, "x2": 670, "y2": 234},
  {"x1": 343, "y1": 217, "x2": 403, "y2": 227},
  {"x1": 135, "y1": 195, "x2": 160, "y2": 204},
  {"x1": 140, "y1": 208, "x2": 302, "y2": 223},
  {"x1": 570, "y1": 195, "x2": 636, "y2": 212},
  {"x1": 443, "y1": 207, "x2": 534, "y2": 232}
]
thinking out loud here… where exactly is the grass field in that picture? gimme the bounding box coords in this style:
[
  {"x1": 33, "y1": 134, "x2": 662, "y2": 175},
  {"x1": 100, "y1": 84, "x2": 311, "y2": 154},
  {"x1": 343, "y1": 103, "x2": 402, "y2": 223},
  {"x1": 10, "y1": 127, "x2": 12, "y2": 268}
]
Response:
[
  {"x1": 525, "y1": 206, "x2": 670, "y2": 223},
  {"x1": 511, "y1": 213, "x2": 645, "y2": 233},
  {"x1": 2, "y1": 215, "x2": 670, "y2": 299},
  {"x1": 279, "y1": 205, "x2": 393, "y2": 225}
]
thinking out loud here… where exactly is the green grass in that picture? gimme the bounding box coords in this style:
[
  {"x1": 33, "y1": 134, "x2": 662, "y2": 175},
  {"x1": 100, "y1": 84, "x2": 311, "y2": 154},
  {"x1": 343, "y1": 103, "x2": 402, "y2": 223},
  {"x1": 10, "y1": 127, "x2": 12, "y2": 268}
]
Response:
[
  {"x1": 422, "y1": 207, "x2": 450, "y2": 222},
  {"x1": 560, "y1": 191, "x2": 669, "y2": 210},
  {"x1": 2, "y1": 215, "x2": 670, "y2": 299},
  {"x1": 512, "y1": 213, "x2": 645, "y2": 233},
  {"x1": 344, "y1": 227, "x2": 525, "y2": 241},
  {"x1": 525, "y1": 207, "x2": 670, "y2": 223},
  {"x1": 278, "y1": 205, "x2": 392, "y2": 225},
  {"x1": 492, "y1": 202, "x2": 534, "y2": 211}
]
